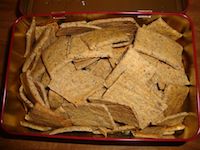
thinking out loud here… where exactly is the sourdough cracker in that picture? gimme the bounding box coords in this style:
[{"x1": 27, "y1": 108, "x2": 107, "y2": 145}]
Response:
[
  {"x1": 163, "y1": 84, "x2": 189, "y2": 116},
  {"x1": 62, "y1": 103, "x2": 116, "y2": 129},
  {"x1": 89, "y1": 99, "x2": 138, "y2": 127},
  {"x1": 48, "y1": 64, "x2": 104, "y2": 104},
  {"x1": 87, "y1": 59, "x2": 112, "y2": 79},
  {"x1": 80, "y1": 27, "x2": 132, "y2": 50},
  {"x1": 22, "y1": 26, "x2": 56, "y2": 72},
  {"x1": 42, "y1": 36, "x2": 71, "y2": 78},
  {"x1": 105, "y1": 46, "x2": 156, "y2": 88},
  {"x1": 56, "y1": 22, "x2": 101, "y2": 36},
  {"x1": 49, "y1": 126, "x2": 101, "y2": 135},
  {"x1": 34, "y1": 81, "x2": 50, "y2": 108},
  {"x1": 134, "y1": 28, "x2": 183, "y2": 69},
  {"x1": 74, "y1": 58, "x2": 99, "y2": 70},
  {"x1": 41, "y1": 72, "x2": 51, "y2": 87},
  {"x1": 140, "y1": 53, "x2": 190, "y2": 85},
  {"x1": 20, "y1": 70, "x2": 45, "y2": 106},
  {"x1": 68, "y1": 36, "x2": 113, "y2": 59},
  {"x1": 104, "y1": 71, "x2": 167, "y2": 129},
  {"x1": 109, "y1": 46, "x2": 128, "y2": 68},
  {"x1": 88, "y1": 87, "x2": 107, "y2": 100},
  {"x1": 19, "y1": 86, "x2": 34, "y2": 109},
  {"x1": 31, "y1": 57, "x2": 46, "y2": 81},
  {"x1": 25, "y1": 103, "x2": 72, "y2": 128},
  {"x1": 143, "y1": 17, "x2": 182, "y2": 40},
  {"x1": 155, "y1": 112, "x2": 189, "y2": 126},
  {"x1": 24, "y1": 17, "x2": 36, "y2": 57},
  {"x1": 20, "y1": 121, "x2": 52, "y2": 131},
  {"x1": 48, "y1": 90, "x2": 66, "y2": 109}
]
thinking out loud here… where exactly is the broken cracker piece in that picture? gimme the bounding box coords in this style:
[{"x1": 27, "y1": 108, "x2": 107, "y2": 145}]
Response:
[
  {"x1": 48, "y1": 64, "x2": 104, "y2": 105},
  {"x1": 20, "y1": 121, "x2": 52, "y2": 131},
  {"x1": 62, "y1": 103, "x2": 116, "y2": 129},
  {"x1": 143, "y1": 17, "x2": 182, "y2": 40},
  {"x1": 134, "y1": 28, "x2": 183, "y2": 69},
  {"x1": 25, "y1": 103, "x2": 72, "y2": 128},
  {"x1": 24, "y1": 17, "x2": 36, "y2": 57}
]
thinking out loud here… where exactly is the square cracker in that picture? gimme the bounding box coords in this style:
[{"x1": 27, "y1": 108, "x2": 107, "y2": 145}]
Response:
[
  {"x1": 80, "y1": 27, "x2": 132, "y2": 50},
  {"x1": 68, "y1": 36, "x2": 113, "y2": 59},
  {"x1": 105, "y1": 46, "x2": 156, "y2": 88},
  {"x1": 140, "y1": 53, "x2": 190, "y2": 85},
  {"x1": 48, "y1": 64, "x2": 104, "y2": 105},
  {"x1": 163, "y1": 84, "x2": 189, "y2": 116},
  {"x1": 62, "y1": 103, "x2": 116, "y2": 129},
  {"x1": 103, "y1": 71, "x2": 167, "y2": 129},
  {"x1": 42, "y1": 36, "x2": 71, "y2": 78},
  {"x1": 134, "y1": 28, "x2": 183, "y2": 69},
  {"x1": 143, "y1": 17, "x2": 182, "y2": 40}
]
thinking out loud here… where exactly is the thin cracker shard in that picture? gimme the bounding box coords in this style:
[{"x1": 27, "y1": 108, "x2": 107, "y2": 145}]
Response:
[
  {"x1": 62, "y1": 103, "x2": 116, "y2": 129},
  {"x1": 74, "y1": 58, "x2": 99, "y2": 70},
  {"x1": 41, "y1": 71, "x2": 51, "y2": 88},
  {"x1": 56, "y1": 22, "x2": 101, "y2": 36},
  {"x1": 20, "y1": 121, "x2": 52, "y2": 131},
  {"x1": 34, "y1": 81, "x2": 50, "y2": 108},
  {"x1": 24, "y1": 17, "x2": 36, "y2": 57},
  {"x1": 87, "y1": 59, "x2": 112, "y2": 79},
  {"x1": 20, "y1": 70, "x2": 46, "y2": 106},
  {"x1": 143, "y1": 17, "x2": 182, "y2": 40},
  {"x1": 25, "y1": 103, "x2": 72, "y2": 128},
  {"x1": 19, "y1": 86, "x2": 34, "y2": 108},
  {"x1": 131, "y1": 125, "x2": 185, "y2": 139},
  {"x1": 31, "y1": 57, "x2": 46, "y2": 81},
  {"x1": 49, "y1": 126, "x2": 101, "y2": 135},
  {"x1": 155, "y1": 112, "x2": 189, "y2": 126},
  {"x1": 88, "y1": 17, "x2": 139, "y2": 27},
  {"x1": 35, "y1": 22, "x2": 59, "y2": 41},
  {"x1": 88, "y1": 87, "x2": 107, "y2": 100},
  {"x1": 48, "y1": 90, "x2": 66, "y2": 109},
  {"x1": 134, "y1": 28, "x2": 183, "y2": 69},
  {"x1": 109, "y1": 46, "x2": 128, "y2": 68}
]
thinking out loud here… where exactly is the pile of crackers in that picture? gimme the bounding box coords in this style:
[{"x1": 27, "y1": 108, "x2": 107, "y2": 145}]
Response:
[{"x1": 19, "y1": 16, "x2": 195, "y2": 138}]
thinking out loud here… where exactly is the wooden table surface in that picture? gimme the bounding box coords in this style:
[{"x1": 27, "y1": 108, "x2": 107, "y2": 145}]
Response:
[{"x1": 0, "y1": 0, "x2": 200, "y2": 149}]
